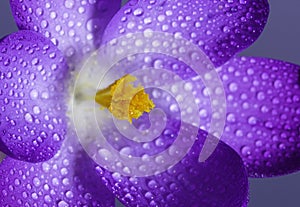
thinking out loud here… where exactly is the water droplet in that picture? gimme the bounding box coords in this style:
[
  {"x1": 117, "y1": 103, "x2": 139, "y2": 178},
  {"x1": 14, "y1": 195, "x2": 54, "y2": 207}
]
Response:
[
  {"x1": 222, "y1": 26, "x2": 230, "y2": 33},
  {"x1": 86, "y1": 18, "x2": 101, "y2": 32},
  {"x1": 143, "y1": 17, "x2": 152, "y2": 24},
  {"x1": 33, "y1": 106, "x2": 41, "y2": 114},
  {"x1": 65, "y1": 190, "x2": 74, "y2": 199},
  {"x1": 64, "y1": 0, "x2": 75, "y2": 9},
  {"x1": 50, "y1": 11, "x2": 57, "y2": 19},
  {"x1": 41, "y1": 20, "x2": 48, "y2": 29},
  {"x1": 35, "y1": 7, "x2": 43, "y2": 16},
  {"x1": 235, "y1": 129, "x2": 243, "y2": 137},
  {"x1": 184, "y1": 82, "x2": 193, "y2": 91},
  {"x1": 247, "y1": 116, "x2": 257, "y2": 125},
  {"x1": 14, "y1": 178, "x2": 20, "y2": 186},
  {"x1": 264, "y1": 121, "x2": 273, "y2": 129},
  {"x1": 62, "y1": 178, "x2": 70, "y2": 186},
  {"x1": 169, "y1": 182, "x2": 178, "y2": 191},
  {"x1": 33, "y1": 177, "x2": 41, "y2": 187},
  {"x1": 42, "y1": 163, "x2": 50, "y2": 173},
  {"x1": 157, "y1": 14, "x2": 166, "y2": 22},
  {"x1": 52, "y1": 177, "x2": 59, "y2": 186},
  {"x1": 228, "y1": 82, "x2": 238, "y2": 92},
  {"x1": 226, "y1": 113, "x2": 236, "y2": 123},
  {"x1": 165, "y1": 10, "x2": 173, "y2": 16},
  {"x1": 133, "y1": 8, "x2": 144, "y2": 16},
  {"x1": 24, "y1": 113, "x2": 33, "y2": 123},
  {"x1": 31, "y1": 192, "x2": 38, "y2": 200},
  {"x1": 255, "y1": 140, "x2": 263, "y2": 147},
  {"x1": 272, "y1": 97, "x2": 280, "y2": 104},
  {"x1": 145, "y1": 191, "x2": 153, "y2": 199},
  {"x1": 49, "y1": 52, "x2": 56, "y2": 59},
  {"x1": 44, "y1": 194, "x2": 52, "y2": 203},
  {"x1": 263, "y1": 151, "x2": 271, "y2": 158},
  {"x1": 53, "y1": 133, "x2": 61, "y2": 142},
  {"x1": 58, "y1": 200, "x2": 69, "y2": 207},
  {"x1": 147, "y1": 180, "x2": 158, "y2": 189},
  {"x1": 256, "y1": 91, "x2": 265, "y2": 101},
  {"x1": 30, "y1": 89, "x2": 39, "y2": 100},
  {"x1": 60, "y1": 167, "x2": 68, "y2": 176},
  {"x1": 241, "y1": 146, "x2": 251, "y2": 156},
  {"x1": 41, "y1": 92, "x2": 49, "y2": 99},
  {"x1": 6, "y1": 72, "x2": 12, "y2": 79},
  {"x1": 78, "y1": 6, "x2": 85, "y2": 14},
  {"x1": 274, "y1": 80, "x2": 282, "y2": 89},
  {"x1": 98, "y1": 148, "x2": 113, "y2": 161},
  {"x1": 169, "y1": 104, "x2": 179, "y2": 112}
]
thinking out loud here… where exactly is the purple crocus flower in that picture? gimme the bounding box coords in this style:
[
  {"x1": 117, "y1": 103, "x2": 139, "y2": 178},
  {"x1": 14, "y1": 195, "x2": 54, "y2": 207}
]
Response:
[{"x1": 0, "y1": 0, "x2": 299, "y2": 207}]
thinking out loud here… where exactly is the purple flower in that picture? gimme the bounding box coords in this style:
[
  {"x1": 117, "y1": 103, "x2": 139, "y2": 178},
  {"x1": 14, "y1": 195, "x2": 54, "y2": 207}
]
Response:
[{"x1": 0, "y1": 0, "x2": 299, "y2": 207}]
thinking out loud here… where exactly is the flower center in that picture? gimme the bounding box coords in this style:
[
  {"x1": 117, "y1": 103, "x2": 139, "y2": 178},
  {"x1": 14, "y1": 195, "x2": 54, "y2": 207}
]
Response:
[{"x1": 95, "y1": 74, "x2": 155, "y2": 123}]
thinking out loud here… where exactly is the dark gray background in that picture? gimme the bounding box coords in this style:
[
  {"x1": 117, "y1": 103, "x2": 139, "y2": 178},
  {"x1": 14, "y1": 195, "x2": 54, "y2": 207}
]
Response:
[{"x1": 0, "y1": 0, "x2": 299, "y2": 206}]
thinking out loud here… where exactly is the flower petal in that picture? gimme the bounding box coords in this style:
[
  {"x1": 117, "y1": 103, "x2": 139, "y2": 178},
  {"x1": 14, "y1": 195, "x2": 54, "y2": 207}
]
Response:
[
  {"x1": 0, "y1": 132, "x2": 115, "y2": 207},
  {"x1": 218, "y1": 57, "x2": 300, "y2": 177},
  {"x1": 98, "y1": 125, "x2": 248, "y2": 207},
  {"x1": 103, "y1": 0, "x2": 269, "y2": 67},
  {"x1": 10, "y1": 0, "x2": 121, "y2": 67},
  {"x1": 71, "y1": 27, "x2": 237, "y2": 186},
  {"x1": 0, "y1": 31, "x2": 68, "y2": 162},
  {"x1": 86, "y1": 49, "x2": 300, "y2": 178},
  {"x1": 71, "y1": 45, "x2": 247, "y2": 205}
]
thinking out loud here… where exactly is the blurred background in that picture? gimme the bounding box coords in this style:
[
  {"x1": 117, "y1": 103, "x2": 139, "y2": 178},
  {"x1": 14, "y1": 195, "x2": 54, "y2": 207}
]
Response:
[{"x1": 0, "y1": 0, "x2": 299, "y2": 206}]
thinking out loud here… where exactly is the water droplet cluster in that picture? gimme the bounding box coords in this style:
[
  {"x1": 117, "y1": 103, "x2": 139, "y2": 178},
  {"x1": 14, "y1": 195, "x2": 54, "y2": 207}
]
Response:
[
  {"x1": 103, "y1": 0, "x2": 269, "y2": 66},
  {"x1": 219, "y1": 57, "x2": 300, "y2": 177},
  {"x1": 0, "y1": 134, "x2": 115, "y2": 206},
  {"x1": 10, "y1": 0, "x2": 120, "y2": 67},
  {"x1": 98, "y1": 128, "x2": 248, "y2": 207},
  {"x1": 73, "y1": 31, "x2": 225, "y2": 178},
  {"x1": 0, "y1": 31, "x2": 68, "y2": 162},
  {"x1": 71, "y1": 36, "x2": 247, "y2": 204}
]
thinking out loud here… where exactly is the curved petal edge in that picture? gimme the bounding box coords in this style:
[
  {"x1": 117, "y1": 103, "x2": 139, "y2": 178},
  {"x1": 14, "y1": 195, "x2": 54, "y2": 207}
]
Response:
[
  {"x1": 219, "y1": 56, "x2": 300, "y2": 177},
  {"x1": 103, "y1": 0, "x2": 269, "y2": 67},
  {"x1": 0, "y1": 133, "x2": 115, "y2": 207},
  {"x1": 0, "y1": 30, "x2": 69, "y2": 162}
]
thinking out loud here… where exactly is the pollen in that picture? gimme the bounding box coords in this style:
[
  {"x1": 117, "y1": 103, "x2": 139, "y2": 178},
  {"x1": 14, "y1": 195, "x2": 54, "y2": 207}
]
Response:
[{"x1": 95, "y1": 74, "x2": 155, "y2": 123}]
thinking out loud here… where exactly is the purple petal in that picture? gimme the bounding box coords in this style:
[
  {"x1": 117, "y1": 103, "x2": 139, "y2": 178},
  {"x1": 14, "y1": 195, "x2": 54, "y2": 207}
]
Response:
[
  {"x1": 111, "y1": 53, "x2": 299, "y2": 178},
  {"x1": 10, "y1": 0, "x2": 121, "y2": 67},
  {"x1": 98, "y1": 125, "x2": 248, "y2": 207},
  {"x1": 71, "y1": 48, "x2": 247, "y2": 205},
  {"x1": 0, "y1": 30, "x2": 68, "y2": 162},
  {"x1": 0, "y1": 132, "x2": 115, "y2": 207},
  {"x1": 103, "y1": 0, "x2": 269, "y2": 67},
  {"x1": 69, "y1": 37, "x2": 247, "y2": 205},
  {"x1": 219, "y1": 57, "x2": 300, "y2": 177}
]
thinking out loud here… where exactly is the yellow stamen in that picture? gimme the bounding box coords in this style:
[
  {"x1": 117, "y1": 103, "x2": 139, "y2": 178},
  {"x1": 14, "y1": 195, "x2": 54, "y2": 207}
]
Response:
[{"x1": 95, "y1": 74, "x2": 155, "y2": 123}]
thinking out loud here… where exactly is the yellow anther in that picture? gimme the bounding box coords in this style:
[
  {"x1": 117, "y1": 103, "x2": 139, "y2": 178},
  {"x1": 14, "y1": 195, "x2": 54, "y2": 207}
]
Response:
[{"x1": 95, "y1": 74, "x2": 155, "y2": 123}]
